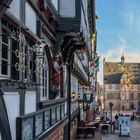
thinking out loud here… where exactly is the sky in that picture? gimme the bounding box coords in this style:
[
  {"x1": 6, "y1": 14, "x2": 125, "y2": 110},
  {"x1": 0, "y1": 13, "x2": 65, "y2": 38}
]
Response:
[{"x1": 96, "y1": 0, "x2": 140, "y2": 84}]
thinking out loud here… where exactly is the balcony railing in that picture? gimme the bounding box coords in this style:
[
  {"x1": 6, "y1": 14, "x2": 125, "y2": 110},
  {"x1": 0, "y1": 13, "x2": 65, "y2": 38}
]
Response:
[{"x1": 16, "y1": 99, "x2": 67, "y2": 140}]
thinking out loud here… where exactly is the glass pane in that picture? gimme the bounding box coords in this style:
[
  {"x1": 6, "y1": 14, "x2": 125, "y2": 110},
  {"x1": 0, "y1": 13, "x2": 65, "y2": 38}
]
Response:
[
  {"x1": 45, "y1": 80, "x2": 47, "y2": 87},
  {"x1": 45, "y1": 89, "x2": 47, "y2": 97},
  {"x1": 51, "y1": 108, "x2": 56, "y2": 125},
  {"x1": 22, "y1": 117, "x2": 33, "y2": 140},
  {"x1": 43, "y1": 69, "x2": 44, "y2": 77},
  {"x1": 44, "y1": 110, "x2": 50, "y2": 129},
  {"x1": 11, "y1": 66, "x2": 19, "y2": 80},
  {"x1": 43, "y1": 89, "x2": 45, "y2": 97},
  {"x1": 2, "y1": 60, "x2": 8, "y2": 75},
  {"x1": 12, "y1": 39, "x2": 18, "y2": 51},
  {"x1": 2, "y1": 28, "x2": 8, "y2": 44},
  {"x1": 35, "y1": 113, "x2": 43, "y2": 136},
  {"x1": 2, "y1": 44, "x2": 8, "y2": 59},
  {"x1": 45, "y1": 70, "x2": 47, "y2": 77},
  {"x1": 61, "y1": 104, "x2": 65, "y2": 118},
  {"x1": 56, "y1": 106, "x2": 60, "y2": 121},
  {"x1": 12, "y1": 52, "x2": 18, "y2": 65}
]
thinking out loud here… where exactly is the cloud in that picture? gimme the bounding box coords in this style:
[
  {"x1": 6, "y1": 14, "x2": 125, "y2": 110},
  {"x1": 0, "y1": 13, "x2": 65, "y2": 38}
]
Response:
[
  {"x1": 104, "y1": 48, "x2": 140, "y2": 63},
  {"x1": 104, "y1": 37, "x2": 127, "y2": 62},
  {"x1": 97, "y1": 37, "x2": 140, "y2": 84}
]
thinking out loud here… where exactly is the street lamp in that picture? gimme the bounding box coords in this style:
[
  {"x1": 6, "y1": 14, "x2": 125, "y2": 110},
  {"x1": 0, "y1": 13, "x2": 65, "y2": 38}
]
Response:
[
  {"x1": 79, "y1": 100, "x2": 83, "y2": 109},
  {"x1": 78, "y1": 99, "x2": 83, "y2": 123},
  {"x1": 71, "y1": 91, "x2": 76, "y2": 99},
  {"x1": 109, "y1": 102, "x2": 114, "y2": 133}
]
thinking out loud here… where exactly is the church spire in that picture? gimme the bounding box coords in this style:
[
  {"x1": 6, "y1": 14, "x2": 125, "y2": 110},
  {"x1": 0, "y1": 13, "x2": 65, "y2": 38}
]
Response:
[{"x1": 121, "y1": 55, "x2": 125, "y2": 64}]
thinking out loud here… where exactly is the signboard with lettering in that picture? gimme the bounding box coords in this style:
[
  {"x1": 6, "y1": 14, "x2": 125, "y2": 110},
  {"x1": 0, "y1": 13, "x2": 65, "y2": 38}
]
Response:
[{"x1": 119, "y1": 116, "x2": 131, "y2": 136}]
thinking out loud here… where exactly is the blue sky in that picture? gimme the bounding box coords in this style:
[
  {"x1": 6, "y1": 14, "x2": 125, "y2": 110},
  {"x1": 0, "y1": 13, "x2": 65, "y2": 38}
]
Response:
[{"x1": 96, "y1": 0, "x2": 140, "y2": 84}]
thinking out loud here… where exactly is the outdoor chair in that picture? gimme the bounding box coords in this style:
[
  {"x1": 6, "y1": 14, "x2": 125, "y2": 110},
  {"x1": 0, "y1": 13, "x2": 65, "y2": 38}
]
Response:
[
  {"x1": 101, "y1": 125, "x2": 109, "y2": 134},
  {"x1": 85, "y1": 127, "x2": 95, "y2": 138},
  {"x1": 76, "y1": 127, "x2": 86, "y2": 139}
]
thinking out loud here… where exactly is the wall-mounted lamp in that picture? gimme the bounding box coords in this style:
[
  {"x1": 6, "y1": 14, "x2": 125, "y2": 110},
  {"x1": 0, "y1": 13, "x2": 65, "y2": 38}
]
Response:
[
  {"x1": 79, "y1": 99, "x2": 83, "y2": 108},
  {"x1": 71, "y1": 91, "x2": 76, "y2": 99}
]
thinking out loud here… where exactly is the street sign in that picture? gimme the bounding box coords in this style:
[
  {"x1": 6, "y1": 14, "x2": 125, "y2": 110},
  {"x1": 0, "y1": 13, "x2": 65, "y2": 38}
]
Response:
[{"x1": 119, "y1": 116, "x2": 131, "y2": 136}]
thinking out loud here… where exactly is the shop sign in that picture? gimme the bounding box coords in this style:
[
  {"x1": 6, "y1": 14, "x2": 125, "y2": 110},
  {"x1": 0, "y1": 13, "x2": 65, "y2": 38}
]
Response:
[{"x1": 119, "y1": 116, "x2": 131, "y2": 136}]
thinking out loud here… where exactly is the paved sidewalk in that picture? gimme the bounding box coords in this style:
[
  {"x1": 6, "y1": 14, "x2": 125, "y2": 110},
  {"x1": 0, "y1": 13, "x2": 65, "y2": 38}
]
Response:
[
  {"x1": 75, "y1": 130, "x2": 102, "y2": 140},
  {"x1": 102, "y1": 120, "x2": 140, "y2": 140}
]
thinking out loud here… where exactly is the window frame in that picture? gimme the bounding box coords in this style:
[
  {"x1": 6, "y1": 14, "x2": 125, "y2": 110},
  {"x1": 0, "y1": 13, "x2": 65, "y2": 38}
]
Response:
[
  {"x1": 0, "y1": 20, "x2": 37, "y2": 82},
  {"x1": 40, "y1": 50, "x2": 49, "y2": 100},
  {"x1": 0, "y1": 23, "x2": 11, "y2": 79}
]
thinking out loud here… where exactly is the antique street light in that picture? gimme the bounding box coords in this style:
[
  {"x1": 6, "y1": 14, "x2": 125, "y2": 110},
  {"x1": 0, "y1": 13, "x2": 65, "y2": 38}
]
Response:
[
  {"x1": 71, "y1": 91, "x2": 76, "y2": 99},
  {"x1": 109, "y1": 102, "x2": 114, "y2": 133}
]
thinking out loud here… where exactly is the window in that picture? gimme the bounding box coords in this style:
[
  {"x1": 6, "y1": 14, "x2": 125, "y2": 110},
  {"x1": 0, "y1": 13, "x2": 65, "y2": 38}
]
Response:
[
  {"x1": 11, "y1": 37, "x2": 19, "y2": 80},
  {"x1": 138, "y1": 93, "x2": 140, "y2": 99},
  {"x1": 9, "y1": 1, "x2": 20, "y2": 19},
  {"x1": 116, "y1": 85, "x2": 119, "y2": 89},
  {"x1": 109, "y1": 84, "x2": 112, "y2": 89},
  {"x1": 107, "y1": 93, "x2": 113, "y2": 99},
  {"x1": 0, "y1": 19, "x2": 37, "y2": 82},
  {"x1": 0, "y1": 21, "x2": 12, "y2": 79},
  {"x1": 40, "y1": 51, "x2": 49, "y2": 99},
  {"x1": 131, "y1": 93, "x2": 134, "y2": 99},
  {"x1": 1, "y1": 27, "x2": 9, "y2": 76},
  {"x1": 25, "y1": 2, "x2": 36, "y2": 34}
]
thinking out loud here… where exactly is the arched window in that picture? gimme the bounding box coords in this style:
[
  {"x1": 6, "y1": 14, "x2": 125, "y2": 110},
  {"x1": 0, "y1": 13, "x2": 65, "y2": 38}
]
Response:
[{"x1": 40, "y1": 50, "x2": 49, "y2": 100}]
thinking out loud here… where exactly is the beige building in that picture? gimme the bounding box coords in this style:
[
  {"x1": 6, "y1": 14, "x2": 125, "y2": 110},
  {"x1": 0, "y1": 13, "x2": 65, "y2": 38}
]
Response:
[{"x1": 104, "y1": 56, "x2": 140, "y2": 111}]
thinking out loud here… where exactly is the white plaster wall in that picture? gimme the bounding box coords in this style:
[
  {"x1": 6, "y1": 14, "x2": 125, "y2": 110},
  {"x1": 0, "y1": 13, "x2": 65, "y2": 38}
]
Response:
[
  {"x1": 51, "y1": 0, "x2": 58, "y2": 10},
  {"x1": 3, "y1": 92, "x2": 20, "y2": 140},
  {"x1": 25, "y1": 91, "x2": 36, "y2": 114},
  {"x1": 59, "y1": 0, "x2": 75, "y2": 17}
]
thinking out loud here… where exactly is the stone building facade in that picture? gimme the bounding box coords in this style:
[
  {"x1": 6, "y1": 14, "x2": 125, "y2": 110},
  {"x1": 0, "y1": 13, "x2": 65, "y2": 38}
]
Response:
[{"x1": 104, "y1": 56, "x2": 140, "y2": 111}]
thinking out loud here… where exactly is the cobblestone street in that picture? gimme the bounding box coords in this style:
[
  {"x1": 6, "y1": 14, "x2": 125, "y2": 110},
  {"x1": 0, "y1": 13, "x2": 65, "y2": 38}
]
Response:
[{"x1": 102, "y1": 120, "x2": 140, "y2": 140}]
